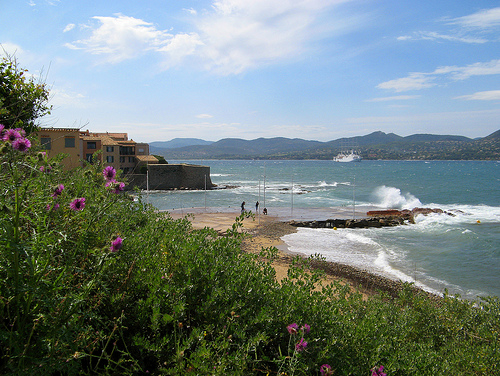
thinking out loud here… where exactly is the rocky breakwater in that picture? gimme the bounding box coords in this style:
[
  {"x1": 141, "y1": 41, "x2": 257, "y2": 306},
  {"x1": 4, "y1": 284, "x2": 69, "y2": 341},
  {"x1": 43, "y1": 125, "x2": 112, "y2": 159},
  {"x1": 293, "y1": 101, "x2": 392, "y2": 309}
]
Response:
[{"x1": 288, "y1": 207, "x2": 453, "y2": 229}]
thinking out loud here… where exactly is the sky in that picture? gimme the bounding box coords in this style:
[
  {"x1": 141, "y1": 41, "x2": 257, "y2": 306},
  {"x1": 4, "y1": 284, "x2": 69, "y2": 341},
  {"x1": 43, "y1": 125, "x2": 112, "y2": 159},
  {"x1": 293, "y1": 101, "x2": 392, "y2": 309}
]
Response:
[{"x1": 1, "y1": 0, "x2": 500, "y2": 142}]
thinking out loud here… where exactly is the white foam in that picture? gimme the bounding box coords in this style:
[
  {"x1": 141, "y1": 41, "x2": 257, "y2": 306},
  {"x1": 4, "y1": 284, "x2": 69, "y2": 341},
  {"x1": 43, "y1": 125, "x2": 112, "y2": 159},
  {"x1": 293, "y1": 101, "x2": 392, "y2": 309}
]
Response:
[{"x1": 371, "y1": 185, "x2": 422, "y2": 209}]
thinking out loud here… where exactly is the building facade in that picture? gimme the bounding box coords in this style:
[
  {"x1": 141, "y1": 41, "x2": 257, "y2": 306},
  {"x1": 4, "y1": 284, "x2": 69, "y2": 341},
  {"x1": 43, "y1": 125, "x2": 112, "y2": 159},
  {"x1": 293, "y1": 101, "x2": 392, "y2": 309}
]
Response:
[
  {"x1": 37, "y1": 128, "x2": 157, "y2": 173},
  {"x1": 37, "y1": 128, "x2": 83, "y2": 170}
]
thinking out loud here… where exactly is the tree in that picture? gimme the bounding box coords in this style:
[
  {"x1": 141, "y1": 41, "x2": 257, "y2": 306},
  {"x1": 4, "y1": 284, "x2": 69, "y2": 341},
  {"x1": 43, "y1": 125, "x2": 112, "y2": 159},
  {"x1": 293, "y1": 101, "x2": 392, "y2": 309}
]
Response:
[{"x1": 0, "y1": 53, "x2": 52, "y2": 134}]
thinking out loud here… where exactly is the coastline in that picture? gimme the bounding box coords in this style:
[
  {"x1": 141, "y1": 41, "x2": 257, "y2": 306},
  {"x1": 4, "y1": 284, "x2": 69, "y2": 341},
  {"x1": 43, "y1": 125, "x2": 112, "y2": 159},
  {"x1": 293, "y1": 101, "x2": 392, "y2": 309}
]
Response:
[{"x1": 167, "y1": 208, "x2": 440, "y2": 300}]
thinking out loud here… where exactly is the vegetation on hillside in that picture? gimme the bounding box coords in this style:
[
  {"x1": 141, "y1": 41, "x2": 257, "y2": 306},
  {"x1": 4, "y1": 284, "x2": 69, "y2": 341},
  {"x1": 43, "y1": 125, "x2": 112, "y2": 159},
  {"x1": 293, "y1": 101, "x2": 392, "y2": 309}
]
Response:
[
  {"x1": 155, "y1": 133, "x2": 500, "y2": 161},
  {"x1": 2, "y1": 56, "x2": 500, "y2": 375}
]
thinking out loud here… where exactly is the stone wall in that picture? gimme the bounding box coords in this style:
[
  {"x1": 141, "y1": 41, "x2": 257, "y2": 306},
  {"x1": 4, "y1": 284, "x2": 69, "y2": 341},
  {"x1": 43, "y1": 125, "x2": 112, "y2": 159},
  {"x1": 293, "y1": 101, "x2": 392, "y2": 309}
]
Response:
[{"x1": 126, "y1": 163, "x2": 214, "y2": 190}]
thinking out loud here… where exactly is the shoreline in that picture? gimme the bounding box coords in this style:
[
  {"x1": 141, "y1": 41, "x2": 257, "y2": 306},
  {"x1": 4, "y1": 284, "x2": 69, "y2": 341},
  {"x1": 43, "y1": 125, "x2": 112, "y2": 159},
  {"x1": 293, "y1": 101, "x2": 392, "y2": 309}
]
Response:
[{"x1": 167, "y1": 208, "x2": 441, "y2": 300}]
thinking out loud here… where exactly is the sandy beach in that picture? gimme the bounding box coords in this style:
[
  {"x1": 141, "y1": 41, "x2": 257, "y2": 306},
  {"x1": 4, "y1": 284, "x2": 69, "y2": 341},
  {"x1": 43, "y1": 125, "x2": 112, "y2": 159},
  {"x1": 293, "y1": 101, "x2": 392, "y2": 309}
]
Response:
[{"x1": 167, "y1": 207, "x2": 435, "y2": 299}]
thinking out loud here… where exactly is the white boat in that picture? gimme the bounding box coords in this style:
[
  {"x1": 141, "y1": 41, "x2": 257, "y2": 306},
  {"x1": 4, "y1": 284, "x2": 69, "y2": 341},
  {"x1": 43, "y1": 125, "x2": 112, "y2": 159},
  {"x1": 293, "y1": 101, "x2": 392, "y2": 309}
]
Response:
[{"x1": 333, "y1": 150, "x2": 362, "y2": 162}]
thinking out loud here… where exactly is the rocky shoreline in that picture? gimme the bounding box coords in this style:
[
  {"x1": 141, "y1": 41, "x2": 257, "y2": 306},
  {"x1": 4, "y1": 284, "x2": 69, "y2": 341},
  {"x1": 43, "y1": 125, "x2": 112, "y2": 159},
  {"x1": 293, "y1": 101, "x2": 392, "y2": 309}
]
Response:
[
  {"x1": 288, "y1": 207, "x2": 454, "y2": 229},
  {"x1": 247, "y1": 217, "x2": 442, "y2": 301}
]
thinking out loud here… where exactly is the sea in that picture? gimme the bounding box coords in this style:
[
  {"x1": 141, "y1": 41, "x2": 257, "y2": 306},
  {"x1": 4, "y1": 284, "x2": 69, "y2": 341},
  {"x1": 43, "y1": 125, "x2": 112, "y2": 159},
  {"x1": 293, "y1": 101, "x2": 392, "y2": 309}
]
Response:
[{"x1": 144, "y1": 160, "x2": 500, "y2": 300}]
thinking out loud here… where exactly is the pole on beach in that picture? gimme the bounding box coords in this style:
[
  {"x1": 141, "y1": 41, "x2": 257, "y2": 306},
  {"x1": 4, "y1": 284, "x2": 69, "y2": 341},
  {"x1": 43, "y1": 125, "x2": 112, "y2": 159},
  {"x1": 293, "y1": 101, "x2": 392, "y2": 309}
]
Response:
[
  {"x1": 258, "y1": 178, "x2": 261, "y2": 224},
  {"x1": 204, "y1": 174, "x2": 207, "y2": 211},
  {"x1": 263, "y1": 163, "x2": 266, "y2": 209},
  {"x1": 353, "y1": 176, "x2": 356, "y2": 220}
]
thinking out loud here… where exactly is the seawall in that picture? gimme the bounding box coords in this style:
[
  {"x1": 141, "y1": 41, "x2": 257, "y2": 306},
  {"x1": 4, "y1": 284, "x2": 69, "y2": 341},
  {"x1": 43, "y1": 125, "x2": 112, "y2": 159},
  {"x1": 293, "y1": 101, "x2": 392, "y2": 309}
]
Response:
[{"x1": 126, "y1": 164, "x2": 215, "y2": 190}]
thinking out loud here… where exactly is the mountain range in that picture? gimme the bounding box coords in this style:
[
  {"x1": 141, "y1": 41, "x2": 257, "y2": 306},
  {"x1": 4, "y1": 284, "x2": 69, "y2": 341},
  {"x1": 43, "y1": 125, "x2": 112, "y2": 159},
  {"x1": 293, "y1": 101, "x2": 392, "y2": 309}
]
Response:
[{"x1": 149, "y1": 130, "x2": 500, "y2": 161}]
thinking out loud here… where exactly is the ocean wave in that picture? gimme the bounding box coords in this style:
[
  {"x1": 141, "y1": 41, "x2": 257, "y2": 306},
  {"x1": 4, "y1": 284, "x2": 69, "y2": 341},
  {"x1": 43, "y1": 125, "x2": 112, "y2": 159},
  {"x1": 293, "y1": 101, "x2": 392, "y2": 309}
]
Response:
[{"x1": 371, "y1": 185, "x2": 422, "y2": 209}]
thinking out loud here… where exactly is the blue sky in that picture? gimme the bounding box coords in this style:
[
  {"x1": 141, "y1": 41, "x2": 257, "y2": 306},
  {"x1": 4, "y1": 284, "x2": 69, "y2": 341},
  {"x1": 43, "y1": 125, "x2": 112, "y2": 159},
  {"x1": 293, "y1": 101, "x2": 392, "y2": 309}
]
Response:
[{"x1": 1, "y1": 0, "x2": 499, "y2": 142}]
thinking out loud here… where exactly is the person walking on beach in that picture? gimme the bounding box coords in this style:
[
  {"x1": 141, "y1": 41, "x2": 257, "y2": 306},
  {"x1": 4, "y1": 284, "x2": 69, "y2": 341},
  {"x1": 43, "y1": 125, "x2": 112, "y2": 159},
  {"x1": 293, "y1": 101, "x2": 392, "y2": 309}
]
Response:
[
  {"x1": 255, "y1": 201, "x2": 259, "y2": 213},
  {"x1": 241, "y1": 201, "x2": 245, "y2": 213}
]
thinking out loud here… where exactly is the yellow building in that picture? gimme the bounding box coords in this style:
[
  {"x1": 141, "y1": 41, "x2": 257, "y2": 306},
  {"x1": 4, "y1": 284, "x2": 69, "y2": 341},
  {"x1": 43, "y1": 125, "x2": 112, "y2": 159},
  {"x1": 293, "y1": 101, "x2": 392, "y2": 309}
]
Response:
[
  {"x1": 36, "y1": 128, "x2": 83, "y2": 170},
  {"x1": 37, "y1": 128, "x2": 156, "y2": 173}
]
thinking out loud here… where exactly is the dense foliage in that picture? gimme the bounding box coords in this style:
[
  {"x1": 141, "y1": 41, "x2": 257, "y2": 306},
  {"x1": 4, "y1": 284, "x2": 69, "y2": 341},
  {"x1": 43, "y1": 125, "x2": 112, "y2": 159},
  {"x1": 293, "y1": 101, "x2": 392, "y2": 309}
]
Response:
[
  {"x1": 0, "y1": 55, "x2": 52, "y2": 134},
  {"x1": 1, "y1": 58, "x2": 499, "y2": 375}
]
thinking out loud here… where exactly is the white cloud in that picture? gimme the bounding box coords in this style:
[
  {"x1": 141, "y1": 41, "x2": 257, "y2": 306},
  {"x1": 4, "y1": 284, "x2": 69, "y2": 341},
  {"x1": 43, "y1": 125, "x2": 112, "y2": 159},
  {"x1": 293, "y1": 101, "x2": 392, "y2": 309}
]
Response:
[
  {"x1": 196, "y1": 114, "x2": 214, "y2": 119},
  {"x1": 195, "y1": 0, "x2": 353, "y2": 74},
  {"x1": 398, "y1": 31, "x2": 487, "y2": 44},
  {"x1": 448, "y1": 7, "x2": 500, "y2": 29},
  {"x1": 378, "y1": 59, "x2": 500, "y2": 92},
  {"x1": 50, "y1": 87, "x2": 86, "y2": 107},
  {"x1": 66, "y1": 14, "x2": 172, "y2": 63},
  {"x1": 377, "y1": 73, "x2": 435, "y2": 92},
  {"x1": 432, "y1": 59, "x2": 500, "y2": 80},
  {"x1": 455, "y1": 90, "x2": 500, "y2": 101},
  {"x1": 63, "y1": 23, "x2": 75, "y2": 33},
  {"x1": 183, "y1": 8, "x2": 197, "y2": 15},
  {"x1": 0, "y1": 42, "x2": 25, "y2": 56},
  {"x1": 66, "y1": 0, "x2": 357, "y2": 74},
  {"x1": 366, "y1": 95, "x2": 420, "y2": 102}
]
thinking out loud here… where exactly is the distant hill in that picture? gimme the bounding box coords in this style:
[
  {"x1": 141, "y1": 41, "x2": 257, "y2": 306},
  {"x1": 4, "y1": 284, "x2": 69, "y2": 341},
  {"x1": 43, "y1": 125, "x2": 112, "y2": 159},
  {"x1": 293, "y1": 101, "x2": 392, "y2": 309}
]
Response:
[
  {"x1": 149, "y1": 138, "x2": 213, "y2": 153},
  {"x1": 149, "y1": 130, "x2": 500, "y2": 161},
  {"x1": 485, "y1": 129, "x2": 500, "y2": 139}
]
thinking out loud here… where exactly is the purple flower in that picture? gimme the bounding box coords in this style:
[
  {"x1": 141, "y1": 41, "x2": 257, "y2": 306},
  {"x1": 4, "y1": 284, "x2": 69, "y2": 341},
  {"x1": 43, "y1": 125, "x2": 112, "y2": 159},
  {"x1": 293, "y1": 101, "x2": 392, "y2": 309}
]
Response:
[
  {"x1": 371, "y1": 365, "x2": 387, "y2": 376},
  {"x1": 14, "y1": 128, "x2": 26, "y2": 137},
  {"x1": 295, "y1": 337, "x2": 307, "y2": 352},
  {"x1": 12, "y1": 138, "x2": 31, "y2": 152},
  {"x1": 51, "y1": 184, "x2": 65, "y2": 198},
  {"x1": 320, "y1": 364, "x2": 333, "y2": 376},
  {"x1": 0, "y1": 124, "x2": 5, "y2": 139},
  {"x1": 287, "y1": 323, "x2": 299, "y2": 335},
  {"x1": 114, "y1": 181, "x2": 125, "y2": 193},
  {"x1": 110, "y1": 237, "x2": 123, "y2": 252},
  {"x1": 4, "y1": 129, "x2": 21, "y2": 142},
  {"x1": 103, "y1": 166, "x2": 116, "y2": 181},
  {"x1": 46, "y1": 203, "x2": 60, "y2": 211},
  {"x1": 301, "y1": 324, "x2": 310, "y2": 334},
  {"x1": 69, "y1": 197, "x2": 86, "y2": 211}
]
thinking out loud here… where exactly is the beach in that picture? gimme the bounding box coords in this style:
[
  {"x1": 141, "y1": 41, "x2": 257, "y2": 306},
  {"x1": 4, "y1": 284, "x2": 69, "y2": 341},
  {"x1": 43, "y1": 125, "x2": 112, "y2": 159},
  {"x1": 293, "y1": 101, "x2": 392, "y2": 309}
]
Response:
[{"x1": 167, "y1": 208, "x2": 437, "y2": 300}]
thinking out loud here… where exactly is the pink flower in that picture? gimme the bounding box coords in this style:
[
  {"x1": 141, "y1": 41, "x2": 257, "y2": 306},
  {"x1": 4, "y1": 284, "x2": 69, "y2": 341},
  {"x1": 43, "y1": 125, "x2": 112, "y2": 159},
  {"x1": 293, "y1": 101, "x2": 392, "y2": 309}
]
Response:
[
  {"x1": 287, "y1": 323, "x2": 299, "y2": 335},
  {"x1": 371, "y1": 365, "x2": 387, "y2": 376},
  {"x1": 295, "y1": 337, "x2": 307, "y2": 352},
  {"x1": 14, "y1": 128, "x2": 26, "y2": 137},
  {"x1": 114, "y1": 181, "x2": 125, "y2": 193},
  {"x1": 12, "y1": 138, "x2": 31, "y2": 152},
  {"x1": 4, "y1": 129, "x2": 21, "y2": 142},
  {"x1": 69, "y1": 197, "x2": 86, "y2": 211},
  {"x1": 301, "y1": 324, "x2": 310, "y2": 334},
  {"x1": 46, "y1": 203, "x2": 60, "y2": 211},
  {"x1": 110, "y1": 237, "x2": 123, "y2": 252},
  {"x1": 103, "y1": 166, "x2": 116, "y2": 181},
  {"x1": 320, "y1": 364, "x2": 333, "y2": 376},
  {"x1": 51, "y1": 184, "x2": 64, "y2": 198}
]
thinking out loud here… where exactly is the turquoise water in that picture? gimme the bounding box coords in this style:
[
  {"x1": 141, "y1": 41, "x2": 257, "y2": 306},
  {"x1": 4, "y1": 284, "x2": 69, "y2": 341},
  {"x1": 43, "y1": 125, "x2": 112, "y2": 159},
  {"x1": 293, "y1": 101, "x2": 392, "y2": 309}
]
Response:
[{"x1": 145, "y1": 160, "x2": 500, "y2": 300}]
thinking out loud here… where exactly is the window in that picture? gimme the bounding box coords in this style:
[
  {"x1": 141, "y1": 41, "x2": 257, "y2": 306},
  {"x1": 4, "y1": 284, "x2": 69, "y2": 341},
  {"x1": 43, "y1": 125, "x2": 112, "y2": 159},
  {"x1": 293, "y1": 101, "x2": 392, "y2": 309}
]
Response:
[
  {"x1": 106, "y1": 156, "x2": 114, "y2": 163},
  {"x1": 65, "y1": 137, "x2": 75, "y2": 148},
  {"x1": 86, "y1": 154, "x2": 93, "y2": 162},
  {"x1": 87, "y1": 141, "x2": 96, "y2": 149},
  {"x1": 41, "y1": 137, "x2": 51, "y2": 150},
  {"x1": 106, "y1": 146, "x2": 114, "y2": 152},
  {"x1": 138, "y1": 148, "x2": 144, "y2": 153},
  {"x1": 119, "y1": 146, "x2": 135, "y2": 155},
  {"x1": 119, "y1": 156, "x2": 125, "y2": 163},
  {"x1": 128, "y1": 156, "x2": 135, "y2": 163}
]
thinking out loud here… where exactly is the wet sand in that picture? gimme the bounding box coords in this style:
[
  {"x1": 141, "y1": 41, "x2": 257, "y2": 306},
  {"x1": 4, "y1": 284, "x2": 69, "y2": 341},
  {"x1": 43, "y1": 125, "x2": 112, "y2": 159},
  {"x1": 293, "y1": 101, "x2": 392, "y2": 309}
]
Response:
[{"x1": 167, "y1": 207, "x2": 439, "y2": 300}]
